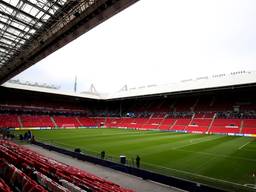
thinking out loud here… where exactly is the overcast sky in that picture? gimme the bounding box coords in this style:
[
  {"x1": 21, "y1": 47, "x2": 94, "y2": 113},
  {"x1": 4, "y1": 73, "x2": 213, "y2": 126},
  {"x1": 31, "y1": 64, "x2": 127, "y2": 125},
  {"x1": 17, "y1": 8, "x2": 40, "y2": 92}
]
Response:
[{"x1": 14, "y1": 0, "x2": 256, "y2": 93}]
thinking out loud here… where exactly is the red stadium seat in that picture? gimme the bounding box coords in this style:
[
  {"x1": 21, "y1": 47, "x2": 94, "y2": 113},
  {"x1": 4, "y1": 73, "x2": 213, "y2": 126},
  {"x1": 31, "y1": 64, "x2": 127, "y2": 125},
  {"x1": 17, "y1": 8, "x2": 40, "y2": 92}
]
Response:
[
  {"x1": 21, "y1": 115, "x2": 54, "y2": 127},
  {"x1": 0, "y1": 140, "x2": 134, "y2": 192},
  {"x1": 53, "y1": 116, "x2": 81, "y2": 127},
  {"x1": 0, "y1": 114, "x2": 20, "y2": 128},
  {"x1": 208, "y1": 119, "x2": 241, "y2": 134}
]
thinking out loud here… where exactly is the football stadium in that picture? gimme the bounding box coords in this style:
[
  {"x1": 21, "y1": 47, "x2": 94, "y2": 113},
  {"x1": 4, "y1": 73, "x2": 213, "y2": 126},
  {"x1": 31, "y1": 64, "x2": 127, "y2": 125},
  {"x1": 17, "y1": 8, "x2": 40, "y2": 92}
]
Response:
[{"x1": 0, "y1": 1, "x2": 256, "y2": 192}]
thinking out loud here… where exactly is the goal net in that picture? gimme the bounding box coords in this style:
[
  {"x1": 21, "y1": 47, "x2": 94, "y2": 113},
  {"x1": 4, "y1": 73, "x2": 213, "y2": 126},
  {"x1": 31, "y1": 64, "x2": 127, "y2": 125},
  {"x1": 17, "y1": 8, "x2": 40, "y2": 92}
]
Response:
[{"x1": 61, "y1": 124, "x2": 75, "y2": 129}]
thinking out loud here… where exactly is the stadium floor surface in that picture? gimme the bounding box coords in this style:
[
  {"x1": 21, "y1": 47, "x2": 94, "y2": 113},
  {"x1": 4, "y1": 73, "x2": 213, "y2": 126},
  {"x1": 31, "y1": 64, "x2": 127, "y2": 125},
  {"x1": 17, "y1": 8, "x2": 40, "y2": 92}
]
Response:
[{"x1": 16, "y1": 128, "x2": 256, "y2": 192}]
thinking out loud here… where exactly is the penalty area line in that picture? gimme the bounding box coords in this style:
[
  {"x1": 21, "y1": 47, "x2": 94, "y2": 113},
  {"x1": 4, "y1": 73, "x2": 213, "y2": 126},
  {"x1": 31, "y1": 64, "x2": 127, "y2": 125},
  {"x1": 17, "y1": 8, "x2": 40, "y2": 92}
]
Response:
[{"x1": 238, "y1": 141, "x2": 251, "y2": 150}]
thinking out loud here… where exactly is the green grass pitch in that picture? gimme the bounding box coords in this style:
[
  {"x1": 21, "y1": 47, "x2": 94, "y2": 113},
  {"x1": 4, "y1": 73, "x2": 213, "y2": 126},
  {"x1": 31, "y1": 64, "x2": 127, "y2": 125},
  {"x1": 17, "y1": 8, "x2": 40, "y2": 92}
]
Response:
[{"x1": 16, "y1": 128, "x2": 256, "y2": 191}]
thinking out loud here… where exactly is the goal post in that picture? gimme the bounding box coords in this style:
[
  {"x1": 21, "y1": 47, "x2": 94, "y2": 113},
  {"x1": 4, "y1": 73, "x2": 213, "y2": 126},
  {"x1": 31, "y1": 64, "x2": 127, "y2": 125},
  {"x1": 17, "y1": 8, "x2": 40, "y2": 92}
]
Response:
[{"x1": 61, "y1": 124, "x2": 76, "y2": 129}]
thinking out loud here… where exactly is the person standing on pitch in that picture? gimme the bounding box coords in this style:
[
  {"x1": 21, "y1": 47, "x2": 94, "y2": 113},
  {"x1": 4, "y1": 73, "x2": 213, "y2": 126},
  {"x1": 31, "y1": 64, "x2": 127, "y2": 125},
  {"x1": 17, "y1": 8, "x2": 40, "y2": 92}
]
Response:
[
  {"x1": 136, "y1": 155, "x2": 141, "y2": 168},
  {"x1": 101, "y1": 150, "x2": 105, "y2": 159}
]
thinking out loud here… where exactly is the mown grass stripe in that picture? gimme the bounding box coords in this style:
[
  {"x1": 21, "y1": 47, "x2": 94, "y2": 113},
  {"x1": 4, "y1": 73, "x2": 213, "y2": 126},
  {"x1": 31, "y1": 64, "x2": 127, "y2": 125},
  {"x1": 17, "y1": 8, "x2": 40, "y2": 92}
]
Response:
[{"x1": 13, "y1": 128, "x2": 256, "y2": 191}]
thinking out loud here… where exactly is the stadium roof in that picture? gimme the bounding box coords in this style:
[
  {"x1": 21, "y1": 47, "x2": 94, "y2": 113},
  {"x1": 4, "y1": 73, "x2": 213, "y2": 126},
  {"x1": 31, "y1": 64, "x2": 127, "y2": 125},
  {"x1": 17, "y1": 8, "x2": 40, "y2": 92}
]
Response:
[
  {"x1": 0, "y1": 0, "x2": 138, "y2": 84},
  {"x1": 3, "y1": 70, "x2": 256, "y2": 100}
]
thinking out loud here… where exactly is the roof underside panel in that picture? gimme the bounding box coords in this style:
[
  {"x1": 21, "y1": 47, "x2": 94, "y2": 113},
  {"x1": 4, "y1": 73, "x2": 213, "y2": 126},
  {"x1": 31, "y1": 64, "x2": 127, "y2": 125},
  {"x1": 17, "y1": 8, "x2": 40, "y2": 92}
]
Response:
[
  {"x1": 0, "y1": 0, "x2": 63, "y2": 65},
  {"x1": 0, "y1": 0, "x2": 139, "y2": 84}
]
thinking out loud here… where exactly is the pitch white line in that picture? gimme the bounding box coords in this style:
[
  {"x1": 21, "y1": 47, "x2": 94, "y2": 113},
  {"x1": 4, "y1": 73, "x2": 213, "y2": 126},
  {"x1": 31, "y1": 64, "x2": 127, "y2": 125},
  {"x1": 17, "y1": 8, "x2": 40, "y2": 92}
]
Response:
[
  {"x1": 238, "y1": 141, "x2": 251, "y2": 150},
  {"x1": 177, "y1": 149, "x2": 256, "y2": 162},
  {"x1": 142, "y1": 162, "x2": 248, "y2": 188},
  {"x1": 39, "y1": 130, "x2": 160, "y2": 141},
  {"x1": 171, "y1": 136, "x2": 222, "y2": 150}
]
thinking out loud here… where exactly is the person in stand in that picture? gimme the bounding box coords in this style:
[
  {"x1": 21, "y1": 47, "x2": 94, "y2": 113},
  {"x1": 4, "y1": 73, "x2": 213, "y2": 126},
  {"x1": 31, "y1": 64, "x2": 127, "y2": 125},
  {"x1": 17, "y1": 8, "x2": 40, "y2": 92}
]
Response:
[
  {"x1": 136, "y1": 155, "x2": 141, "y2": 168},
  {"x1": 6, "y1": 128, "x2": 10, "y2": 139},
  {"x1": 2, "y1": 128, "x2": 7, "y2": 139},
  {"x1": 19, "y1": 134, "x2": 23, "y2": 140},
  {"x1": 28, "y1": 130, "x2": 32, "y2": 140},
  {"x1": 24, "y1": 132, "x2": 28, "y2": 140},
  {"x1": 30, "y1": 135, "x2": 35, "y2": 143}
]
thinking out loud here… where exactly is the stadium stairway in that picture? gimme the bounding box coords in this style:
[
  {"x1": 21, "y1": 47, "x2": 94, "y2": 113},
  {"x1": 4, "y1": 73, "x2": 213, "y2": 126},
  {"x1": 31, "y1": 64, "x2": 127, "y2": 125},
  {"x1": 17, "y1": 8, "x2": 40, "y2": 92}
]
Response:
[
  {"x1": 159, "y1": 118, "x2": 176, "y2": 130},
  {"x1": 171, "y1": 119, "x2": 191, "y2": 131},
  {"x1": 20, "y1": 115, "x2": 55, "y2": 127},
  {"x1": 53, "y1": 116, "x2": 81, "y2": 128},
  {"x1": 169, "y1": 119, "x2": 178, "y2": 130},
  {"x1": 75, "y1": 117, "x2": 83, "y2": 127},
  {"x1": 17, "y1": 116, "x2": 23, "y2": 128},
  {"x1": 50, "y1": 116, "x2": 58, "y2": 127},
  {"x1": 185, "y1": 115, "x2": 214, "y2": 133},
  {"x1": 208, "y1": 119, "x2": 241, "y2": 134},
  {"x1": 206, "y1": 113, "x2": 217, "y2": 133},
  {"x1": 156, "y1": 118, "x2": 166, "y2": 130},
  {"x1": 185, "y1": 114, "x2": 196, "y2": 132},
  {"x1": 239, "y1": 120, "x2": 244, "y2": 134}
]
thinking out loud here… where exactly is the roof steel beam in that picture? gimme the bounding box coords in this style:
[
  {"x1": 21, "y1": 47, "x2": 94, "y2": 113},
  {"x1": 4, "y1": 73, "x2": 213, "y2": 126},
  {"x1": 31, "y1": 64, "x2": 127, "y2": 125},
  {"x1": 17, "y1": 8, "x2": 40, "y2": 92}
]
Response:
[
  {"x1": 1, "y1": 30, "x2": 28, "y2": 41},
  {"x1": 0, "y1": 0, "x2": 46, "y2": 24},
  {"x1": 0, "y1": 50, "x2": 12, "y2": 56},
  {"x1": 0, "y1": 0, "x2": 140, "y2": 84},
  {"x1": 0, "y1": 44, "x2": 19, "y2": 52},
  {"x1": 1, "y1": 35, "x2": 23, "y2": 45},
  {"x1": 0, "y1": 10, "x2": 39, "y2": 30},
  {"x1": 47, "y1": 0, "x2": 62, "y2": 9},
  {"x1": 21, "y1": 0, "x2": 54, "y2": 16},
  {"x1": 0, "y1": 20, "x2": 33, "y2": 36}
]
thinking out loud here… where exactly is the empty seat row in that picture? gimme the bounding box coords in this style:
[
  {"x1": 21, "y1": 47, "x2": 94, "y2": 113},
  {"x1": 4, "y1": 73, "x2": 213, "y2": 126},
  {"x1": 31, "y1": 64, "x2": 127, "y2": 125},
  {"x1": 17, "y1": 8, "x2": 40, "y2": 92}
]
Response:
[
  {"x1": 0, "y1": 158, "x2": 47, "y2": 192},
  {"x1": 1, "y1": 114, "x2": 256, "y2": 135},
  {"x1": 0, "y1": 114, "x2": 20, "y2": 128},
  {"x1": 53, "y1": 116, "x2": 81, "y2": 127},
  {"x1": 0, "y1": 178, "x2": 11, "y2": 192},
  {"x1": 0, "y1": 140, "x2": 133, "y2": 192},
  {"x1": 21, "y1": 115, "x2": 55, "y2": 127},
  {"x1": 243, "y1": 119, "x2": 256, "y2": 128}
]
